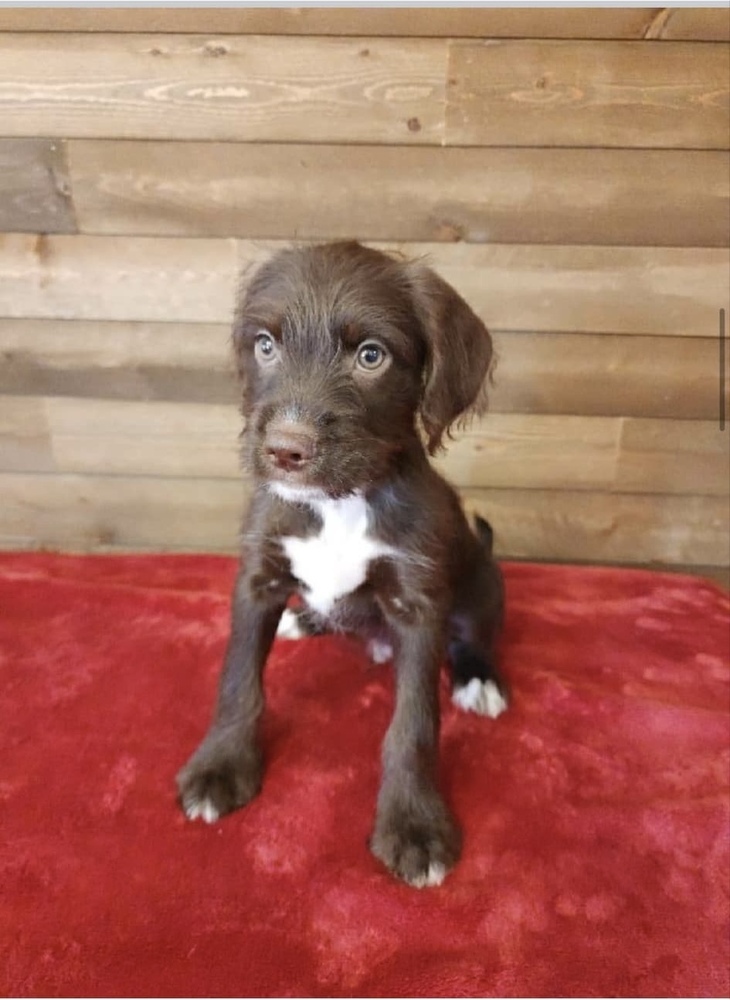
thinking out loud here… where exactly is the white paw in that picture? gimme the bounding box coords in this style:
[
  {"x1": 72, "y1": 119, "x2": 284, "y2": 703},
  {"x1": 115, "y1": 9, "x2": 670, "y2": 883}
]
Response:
[
  {"x1": 276, "y1": 608, "x2": 306, "y2": 640},
  {"x1": 410, "y1": 862, "x2": 447, "y2": 889},
  {"x1": 452, "y1": 678, "x2": 508, "y2": 718},
  {"x1": 367, "y1": 638, "x2": 393, "y2": 664},
  {"x1": 184, "y1": 797, "x2": 220, "y2": 824}
]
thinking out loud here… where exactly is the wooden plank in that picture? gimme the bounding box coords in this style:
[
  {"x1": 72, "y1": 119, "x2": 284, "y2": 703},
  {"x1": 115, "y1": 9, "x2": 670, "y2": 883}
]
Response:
[
  {"x1": 412, "y1": 244, "x2": 730, "y2": 339},
  {"x1": 0, "y1": 234, "x2": 240, "y2": 324},
  {"x1": 464, "y1": 490, "x2": 729, "y2": 567},
  {"x1": 2, "y1": 236, "x2": 725, "y2": 337},
  {"x1": 616, "y1": 419, "x2": 730, "y2": 496},
  {"x1": 0, "y1": 397, "x2": 53, "y2": 472},
  {"x1": 491, "y1": 332, "x2": 719, "y2": 420},
  {"x1": 0, "y1": 320, "x2": 718, "y2": 421},
  {"x1": 0, "y1": 33, "x2": 446, "y2": 143},
  {"x1": 1, "y1": 472, "x2": 725, "y2": 566},
  {"x1": 446, "y1": 40, "x2": 730, "y2": 149},
  {"x1": 0, "y1": 139, "x2": 75, "y2": 234},
  {"x1": 438, "y1": 415, "x2": 619, "y2": 493},
  {"x1": 45, "y1": 397, "x2": 242, "y2": 480},
  {"x1": 68, "y1": 141, "x2": 729, "y2": 248},
  {"x1": 443, "y1": 417, "x2": 729, "y2": 497},
  {"x1": 662, "y1": 9, "x2": 730, "y2": 42},
  {"x1": 0, "y1": 472, "x2": 249, "y2": 553},
  {"x1": 0, "y1": 9, "x2": 667, "y2": 39},
  {"x1": 7, "y1": 397, "x2": 721, "y2": 499},
  {"x1": 0, "y1": 319, "x2": 235, "y2": 403}
]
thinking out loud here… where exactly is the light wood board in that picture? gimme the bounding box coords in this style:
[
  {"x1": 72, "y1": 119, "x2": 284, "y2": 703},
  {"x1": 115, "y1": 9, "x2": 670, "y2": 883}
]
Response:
[
  {"x1": 447, "y1": 40, "x2": 730, "y2": 149},
  {"x1": 1, "y1": 472, "x2": 726, "y2": 567},
  {"x1": 2, "y1": 397, "x2": 726, "y2": 499},
  {"x1": 0, "y1": 139, "x2": 75, "y2": 234},
  {"x1": 0, "y1": 9, "x2": 726, "y2": 41},
  {"x1": 1, "y1": 236, "x2": 726, "y2": 337},
  {"x1": 0, "y1": 319, "x2": 719, "y2": 421},
  {"x1": 67, "y1": 141, "x2": 730, "y2": 248}
]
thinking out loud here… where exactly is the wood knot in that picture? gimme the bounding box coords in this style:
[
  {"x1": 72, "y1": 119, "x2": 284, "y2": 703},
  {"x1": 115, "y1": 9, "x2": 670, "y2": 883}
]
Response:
[
  {"x1": 406, "y1": 117, "x2": 422, "y2": 133},
  {"x1": 33, "y1": 234, "x2": 52, "y2": 266},
  {"x1": 96, "y1": 526, "x2": 118, "y2": 546},
  {"x1": 204, "y1": 41, "x2": 229, "y2": 57},
  {"x1": 433, "y1": 221, "x2": 464, "y2": 243}
]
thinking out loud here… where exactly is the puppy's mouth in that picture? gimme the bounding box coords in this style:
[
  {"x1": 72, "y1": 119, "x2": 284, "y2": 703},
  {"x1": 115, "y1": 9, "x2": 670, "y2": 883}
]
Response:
[
  {"x1": 261, "y1": 457, "x2": 360, "y2": 501},
  {"x1": 267, "y1": 480, "x2": 334, "y2": 504},
  {"x1": 251, "y1": 412, "x2": 404, "y2": 499}
]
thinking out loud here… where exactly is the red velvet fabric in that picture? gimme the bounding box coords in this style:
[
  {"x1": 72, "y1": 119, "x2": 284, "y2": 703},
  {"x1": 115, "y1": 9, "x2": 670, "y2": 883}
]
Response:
[{"x1": 1, "y1": 553, "x2": 728, "y2": 997}]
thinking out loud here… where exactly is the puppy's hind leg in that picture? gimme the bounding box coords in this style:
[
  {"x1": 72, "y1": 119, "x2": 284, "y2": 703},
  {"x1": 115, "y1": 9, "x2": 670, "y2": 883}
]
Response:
[
  {"x1": 449, "y1": 517, "x2": 508, "y2": 719},
  {"x1": 449, "y1": 639, "x2": 508, "y2": 718}
]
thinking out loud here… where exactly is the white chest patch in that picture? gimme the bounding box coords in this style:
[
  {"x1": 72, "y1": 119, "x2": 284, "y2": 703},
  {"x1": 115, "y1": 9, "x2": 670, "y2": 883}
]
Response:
[{"x1": 281, "y1": 494, "x2": 393, "y2": 617}]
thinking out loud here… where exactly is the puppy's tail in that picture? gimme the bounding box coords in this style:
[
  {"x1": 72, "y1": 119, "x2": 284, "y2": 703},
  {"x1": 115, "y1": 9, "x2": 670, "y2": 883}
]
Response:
[{"x1": 473, "y1": 515, "x2": 495, "y2": 558}]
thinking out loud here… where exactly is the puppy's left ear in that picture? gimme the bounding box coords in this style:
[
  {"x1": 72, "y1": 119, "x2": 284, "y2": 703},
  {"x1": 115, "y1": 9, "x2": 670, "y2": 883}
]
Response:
[{"x1": 407, "y1": 264, "x2": 493, "y2": 454}]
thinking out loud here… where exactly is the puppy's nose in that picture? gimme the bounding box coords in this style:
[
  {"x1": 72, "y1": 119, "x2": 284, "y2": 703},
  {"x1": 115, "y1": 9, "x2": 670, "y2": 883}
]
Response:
[{"x1": 266, "y1": 423, "x2": 317, "y2": 472}]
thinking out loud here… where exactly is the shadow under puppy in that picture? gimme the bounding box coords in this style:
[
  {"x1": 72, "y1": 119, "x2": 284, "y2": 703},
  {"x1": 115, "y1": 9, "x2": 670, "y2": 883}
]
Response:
[{"x1": 177, "y1": 241, "x2": 507, "y2": 887}]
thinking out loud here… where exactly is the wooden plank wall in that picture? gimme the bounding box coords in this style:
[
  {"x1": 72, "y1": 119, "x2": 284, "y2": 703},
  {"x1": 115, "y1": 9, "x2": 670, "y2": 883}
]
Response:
[{"x1": 0, "y1": 7, "x2": 728, "y2": 576}]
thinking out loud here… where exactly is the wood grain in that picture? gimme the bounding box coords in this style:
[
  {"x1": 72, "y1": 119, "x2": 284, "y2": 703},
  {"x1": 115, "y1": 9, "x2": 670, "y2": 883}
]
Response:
[
  {"x1": 440, "y1": 417, "x2": 728, "y2": 497},
  {"x1": 0, "y1": 397, "x2": 52, "y2": 473},
  {"x1": 2, "y1": 236, "x2": 725, "y2": 337},
  {"x1": 68, "y1": 141, "x2": 730, "y2": 248},
  {"x1": 0, "y1": 472, "x2": 249, "y2": 552},
  {"x1": 3, "y1": 397, "x2": 723, "y2": 500},
  {"x1": 0, "y1": 319, "x2": 235, "y2": 403},
  {"x1": 491, "y1": 332, "x2": 719, "y2": 420},
  {"x1": 0, "y1": 139, "x2": 75, "y2": 234},
  {"x1": 463, "y1": 489, "x2": 728, "y2": 567},
  {"x1": 662, "y1": 8, "x2": 730, "y2": 42},
  {"x1": 0, "y1": 8, "x2": 676, "y2": 39},
  {"x1": 0, "y1": 234, "x2": 240, "y2": 324},
  {"x1": 615, "y1": 419, "x2": 730, "y2": 496},
  {"x1": 0, "y1": 320, "x2": 718, "y2": 421},
  {"x1": 0, "y1": 33, "x2": 445, "y2": 143},
  {"x1": 43, "y1": 397, "x2": 241, "y2": 480},
  {"x1": 411, "y1": 243, "x2": 730, "y2": 339},
  {"x1": 1, "y1": 472, "x2": 725, "y2": 566},
  {"x1": 447, "y1": 40, "x2": 730, "y2": 148}
]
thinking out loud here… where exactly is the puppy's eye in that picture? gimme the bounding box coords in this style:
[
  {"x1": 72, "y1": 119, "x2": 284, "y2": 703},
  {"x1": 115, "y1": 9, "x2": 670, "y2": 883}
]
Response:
[
  {"x1": 255, "y1": 331, "x2": 279, "y2": 365},
  {"x1": 356, "y1": 341, "x2": 389, "y2": 372}
]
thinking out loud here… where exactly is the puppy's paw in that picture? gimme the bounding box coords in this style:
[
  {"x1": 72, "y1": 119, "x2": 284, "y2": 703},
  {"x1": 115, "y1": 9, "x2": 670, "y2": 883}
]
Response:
[
  {"x1": 177, "y1": 735, "x2": 262, "y2": 823},
  {"x1": 370, "y1": 797, "x2": 461, "y2": 888},
  {"x1": 452, "y1": 677, "x2": 508, "y2": 718},
  {"x1": 276, "y1": 608, "x2": 307, "y2": 640},
  {"x1": 366, "y1": 637, "x2": 393, "y2": 664}
]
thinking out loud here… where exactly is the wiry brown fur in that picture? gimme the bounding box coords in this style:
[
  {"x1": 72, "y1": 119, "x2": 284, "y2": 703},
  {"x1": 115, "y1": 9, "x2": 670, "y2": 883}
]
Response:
[{"x1": 177, "y1": 241, "x2": 506, "y2": 887}]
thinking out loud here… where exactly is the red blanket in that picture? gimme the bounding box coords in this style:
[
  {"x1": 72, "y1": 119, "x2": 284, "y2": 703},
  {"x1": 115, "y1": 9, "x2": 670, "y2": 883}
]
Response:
[{"x1": 1, "y1": 553, "x2": 728, "y2": 997}]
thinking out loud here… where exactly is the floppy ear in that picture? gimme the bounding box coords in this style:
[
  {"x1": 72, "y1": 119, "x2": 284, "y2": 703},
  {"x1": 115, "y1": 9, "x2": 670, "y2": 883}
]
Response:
[{"x1": 407, "y1": 264, "x2": 493, "y2": 455}]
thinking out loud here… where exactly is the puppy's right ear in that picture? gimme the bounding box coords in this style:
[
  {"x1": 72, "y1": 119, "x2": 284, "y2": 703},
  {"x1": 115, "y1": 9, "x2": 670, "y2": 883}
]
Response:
[{"x1": 407, "y1": 263, "x2": 493, "y2": 454}]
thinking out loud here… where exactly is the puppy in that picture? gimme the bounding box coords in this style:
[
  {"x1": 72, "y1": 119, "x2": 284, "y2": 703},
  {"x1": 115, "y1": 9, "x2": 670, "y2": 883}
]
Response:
[{"x1": 177, "y1": 241, "x2": 507, "y2": 887}]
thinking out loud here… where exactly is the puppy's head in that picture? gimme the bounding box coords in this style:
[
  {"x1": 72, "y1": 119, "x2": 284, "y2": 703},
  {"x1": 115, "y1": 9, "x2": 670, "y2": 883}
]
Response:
[{"x1": 233, "y1": 242, "x2": 492, "y2": 498}]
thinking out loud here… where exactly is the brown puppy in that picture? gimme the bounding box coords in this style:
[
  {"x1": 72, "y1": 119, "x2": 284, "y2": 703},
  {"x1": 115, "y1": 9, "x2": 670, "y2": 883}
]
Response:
[{"x1": 177, "y1": 242, "x2": 507, "y2": 887}]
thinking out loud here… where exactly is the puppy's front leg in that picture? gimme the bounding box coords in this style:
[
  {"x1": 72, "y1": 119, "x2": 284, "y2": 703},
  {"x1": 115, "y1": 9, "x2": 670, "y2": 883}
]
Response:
[
  {"x1": 370, "y1": 618, "x2": 461, "y2": 887},
  {"x1": 177, "y1": 567, "x2": 285, "y2": 823}
]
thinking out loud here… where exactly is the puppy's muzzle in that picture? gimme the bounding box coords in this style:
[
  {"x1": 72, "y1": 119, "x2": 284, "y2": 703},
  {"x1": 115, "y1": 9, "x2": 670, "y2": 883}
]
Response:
[{"x1": 265, "y1": 420, "x2": 317, "y2": 474}]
